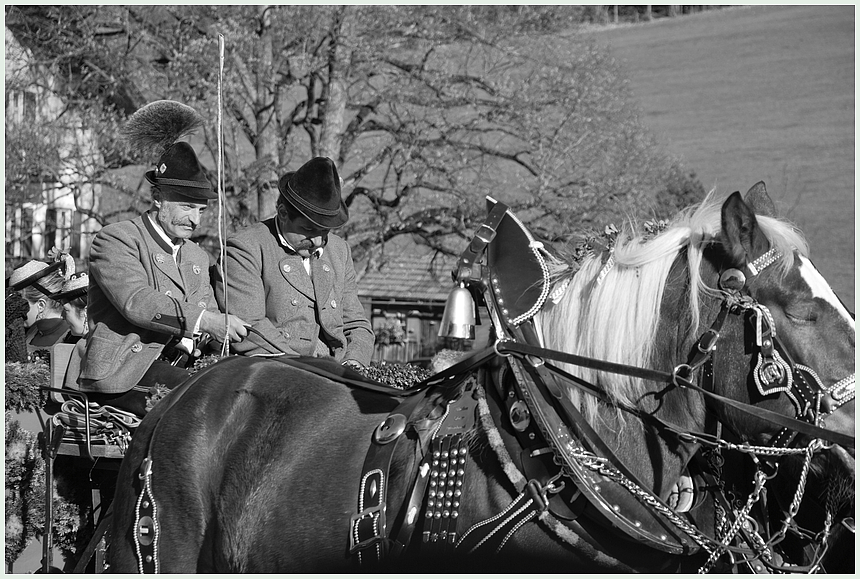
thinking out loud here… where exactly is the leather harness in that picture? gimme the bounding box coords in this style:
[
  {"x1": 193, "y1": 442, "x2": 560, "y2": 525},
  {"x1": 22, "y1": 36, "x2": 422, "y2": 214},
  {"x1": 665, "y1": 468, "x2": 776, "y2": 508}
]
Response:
[{"x1": 346, "y1": 198, "x2": 855, "y2": 570}]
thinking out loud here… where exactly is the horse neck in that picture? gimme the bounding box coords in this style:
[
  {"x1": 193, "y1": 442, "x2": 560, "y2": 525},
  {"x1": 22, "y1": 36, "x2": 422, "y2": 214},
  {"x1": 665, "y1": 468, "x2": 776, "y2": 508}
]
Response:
[
  {"x1": 588, "y1": 255, "x2": 708, "y2": 500},
  {"x1": 588, "y1": 394, "x2": 702, "y2": 501}
]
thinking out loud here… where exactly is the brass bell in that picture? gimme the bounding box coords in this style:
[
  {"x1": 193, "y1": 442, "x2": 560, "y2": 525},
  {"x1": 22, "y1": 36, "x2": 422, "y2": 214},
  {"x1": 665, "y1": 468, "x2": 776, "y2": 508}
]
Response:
[{"x1": 438, "y1": 283, "x2": 476, "y2": 339}]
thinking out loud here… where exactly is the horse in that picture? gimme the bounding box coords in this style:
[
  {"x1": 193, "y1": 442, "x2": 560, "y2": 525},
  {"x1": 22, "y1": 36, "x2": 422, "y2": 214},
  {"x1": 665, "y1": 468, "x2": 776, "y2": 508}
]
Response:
[{"x1": 107, "y1": 183, "x2": 854, "y2": 573}]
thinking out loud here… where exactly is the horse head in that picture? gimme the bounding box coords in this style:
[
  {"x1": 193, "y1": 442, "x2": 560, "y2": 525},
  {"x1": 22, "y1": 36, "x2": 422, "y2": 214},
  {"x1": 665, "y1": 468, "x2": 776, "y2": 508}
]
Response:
[
  {"x1": 705, "y1": 184, "x2": 854, "y2": 451},
  {"x1": 700, "y1": 184, "x2": 855, "y2": 549},
  {"x1": 536, "y1": 183, "x2": 854, "y2": 544}
]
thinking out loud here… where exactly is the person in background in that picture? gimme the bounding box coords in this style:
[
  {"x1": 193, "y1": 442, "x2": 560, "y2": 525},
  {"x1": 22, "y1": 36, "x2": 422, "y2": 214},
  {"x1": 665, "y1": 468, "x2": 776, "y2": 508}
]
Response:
[
  {"x1": 213, "y1": 156, "x2": 374, "y2": 369},
  {"x1": 8, "y1": 258, "x2": 73, "y2": 354},
  {"x1": 51, "y1": 272, "x2": 89, "y2": 338},
  {"x1": 49, "y1": 271, "x2": 90, "y2": 392},
  {"x1": 79, "y1": 100, "x2": 248, "y2": 416}
]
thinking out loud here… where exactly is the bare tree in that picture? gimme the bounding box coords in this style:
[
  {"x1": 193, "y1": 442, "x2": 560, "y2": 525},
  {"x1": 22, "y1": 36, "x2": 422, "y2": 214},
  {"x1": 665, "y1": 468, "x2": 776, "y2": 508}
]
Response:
[{"x1": 6, "y1": 5, "x2": 703, "y2": 268}]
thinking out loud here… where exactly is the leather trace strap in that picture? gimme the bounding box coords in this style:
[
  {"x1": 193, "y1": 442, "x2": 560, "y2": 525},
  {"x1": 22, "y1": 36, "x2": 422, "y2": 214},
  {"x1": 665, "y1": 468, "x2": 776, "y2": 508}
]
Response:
[
  {"x1": 350, "y1": 373, "x2": 480, "y2": 565},
  {"x1": 453, "y1": 200, "x2": 509, "y2": 285},
  {"x1": 349, "y1": 389, "x2": 429, "y2": 563},
  {"x1": 494, "y1": 341, "x2": 854, "y2": 450},
  {"x1": 134, "y1": 458, "x2": 160, "y2": 573}
]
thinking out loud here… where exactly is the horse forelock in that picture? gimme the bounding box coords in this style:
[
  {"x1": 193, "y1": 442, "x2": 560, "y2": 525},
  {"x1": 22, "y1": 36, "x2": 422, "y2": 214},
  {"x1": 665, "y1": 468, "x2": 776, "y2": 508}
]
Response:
[{"x1": 537, "y1": 190, "x2": 810, "y2": 422}]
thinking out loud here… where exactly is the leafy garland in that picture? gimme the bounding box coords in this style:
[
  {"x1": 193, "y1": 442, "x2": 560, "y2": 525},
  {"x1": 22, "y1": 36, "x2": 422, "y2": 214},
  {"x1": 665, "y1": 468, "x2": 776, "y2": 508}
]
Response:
[
  {"x1": 191, "y1": 353, "x2": 433, "y2": 389},
  {"x1": 5, "y1": 361, "x2": 94, "y2": 570},
  {"x1": 567, "y1": 219, "x2": 670, "y2": 265},
  {"x1": 5, "y1": 361, "x2": 49, "y2": 414},
  {"x1": 5, "y1": 413, "x2": 42, "y2": 566}
]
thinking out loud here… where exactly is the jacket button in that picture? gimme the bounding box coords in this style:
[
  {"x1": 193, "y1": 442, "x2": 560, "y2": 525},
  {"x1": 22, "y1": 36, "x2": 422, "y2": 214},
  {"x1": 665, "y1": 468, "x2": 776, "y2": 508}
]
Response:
[
  {"x1": 198, "y1": 301, "x2": 207, "y2": 308},
  {"x1": 323, "y1": 264, "x2": 331, "y2": 272},
  {"x1": 281, "y1": 330, "x2": 290, "y2": 339},
  {"x1": 155, "y1": 313, "x2": 162, "y2": 319},
  {"x1": 330, "y1": 300, "x2": 337, "y2": 308},
  {"x1": 165, "y1": 290, "x2": 172, "y2": 297},
  {"x1": 291, "y1": 299, "x2": 298, "y2": 306},
  {"x1": 131, "y1": 343, "x2": 142, "y2": 353},
  {"x1": 283, "y1": 264, "x2": 291, "y2": 273}
]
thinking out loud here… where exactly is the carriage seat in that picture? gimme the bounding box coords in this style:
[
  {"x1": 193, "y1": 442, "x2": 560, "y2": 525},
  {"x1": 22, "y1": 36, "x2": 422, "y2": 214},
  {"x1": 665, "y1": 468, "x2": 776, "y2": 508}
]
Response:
[
  {"x1": 42, "y1": 343, "x2": 139, "y2": 457},
  {"x1": 48, "y1": 342, "x2": 84, "y2": 405}
]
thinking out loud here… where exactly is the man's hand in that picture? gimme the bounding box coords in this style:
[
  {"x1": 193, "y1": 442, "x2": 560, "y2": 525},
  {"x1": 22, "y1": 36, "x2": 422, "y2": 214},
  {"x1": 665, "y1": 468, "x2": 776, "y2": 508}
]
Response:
[{"x1": 199, "y1": 311, "x2": 249, "y2": 343}]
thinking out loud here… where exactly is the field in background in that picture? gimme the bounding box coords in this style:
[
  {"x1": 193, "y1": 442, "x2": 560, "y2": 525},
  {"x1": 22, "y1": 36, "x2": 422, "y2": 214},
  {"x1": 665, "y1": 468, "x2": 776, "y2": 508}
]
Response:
[{"x1": 593, "y1": 5, "x2": 855, "y2": 307}]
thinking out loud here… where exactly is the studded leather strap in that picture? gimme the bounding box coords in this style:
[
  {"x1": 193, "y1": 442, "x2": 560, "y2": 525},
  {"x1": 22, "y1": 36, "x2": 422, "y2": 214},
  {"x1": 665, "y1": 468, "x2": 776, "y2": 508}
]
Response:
[{"x1": 350, "y1": 391, "x2": 428, "y2": 563}]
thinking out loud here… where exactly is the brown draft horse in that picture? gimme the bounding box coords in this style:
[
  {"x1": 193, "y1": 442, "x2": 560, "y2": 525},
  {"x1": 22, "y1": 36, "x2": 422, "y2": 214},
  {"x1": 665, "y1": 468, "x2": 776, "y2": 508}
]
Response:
[{"x1": 107, "y1": 185, "x2": 854, "y2": 573}]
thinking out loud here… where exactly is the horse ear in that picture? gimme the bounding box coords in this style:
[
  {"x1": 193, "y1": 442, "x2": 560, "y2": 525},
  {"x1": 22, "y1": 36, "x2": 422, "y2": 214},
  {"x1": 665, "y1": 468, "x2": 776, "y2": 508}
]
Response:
[
  {"x1": 743, "y1": 181, "x2": 776, "y2": 217},
  {"x1": 721, "y1": 191, "x2": 770, "y2": 266}
]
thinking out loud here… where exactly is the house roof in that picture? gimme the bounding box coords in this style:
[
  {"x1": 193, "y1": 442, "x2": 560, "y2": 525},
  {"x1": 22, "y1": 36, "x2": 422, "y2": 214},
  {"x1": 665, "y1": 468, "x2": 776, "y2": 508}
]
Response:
[{"x1": 357, "y1": 254, "x2": 455, "y2": 303}]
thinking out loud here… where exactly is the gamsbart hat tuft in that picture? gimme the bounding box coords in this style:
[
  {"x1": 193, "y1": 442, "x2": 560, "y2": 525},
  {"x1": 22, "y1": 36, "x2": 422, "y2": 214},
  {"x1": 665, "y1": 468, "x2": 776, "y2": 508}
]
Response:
[{"x1": 123, "y1": 100, "x2": 215, "y2": 200}]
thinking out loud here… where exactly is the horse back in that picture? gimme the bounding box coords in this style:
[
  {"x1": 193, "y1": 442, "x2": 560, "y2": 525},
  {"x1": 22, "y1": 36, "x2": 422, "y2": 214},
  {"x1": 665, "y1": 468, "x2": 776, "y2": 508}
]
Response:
[{"x1": 110, "y1": 356, "x2": 399, "y2": 573}]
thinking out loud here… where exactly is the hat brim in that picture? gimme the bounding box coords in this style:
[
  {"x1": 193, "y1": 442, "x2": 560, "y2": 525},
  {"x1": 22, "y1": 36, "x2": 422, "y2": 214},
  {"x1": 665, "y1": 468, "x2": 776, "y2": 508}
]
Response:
[
  {"x1": 49, "y1": 287, "x2": 87, "y2": 302},
  {"x1": 145, "y1": 170, "x2": 217, "y2": 200},
  {"x1": 9, "y1": 260, "x2": 64, "y2": 291},
  {"x1": 277, "y1": 172, "x2": 349, "y2": 229}
]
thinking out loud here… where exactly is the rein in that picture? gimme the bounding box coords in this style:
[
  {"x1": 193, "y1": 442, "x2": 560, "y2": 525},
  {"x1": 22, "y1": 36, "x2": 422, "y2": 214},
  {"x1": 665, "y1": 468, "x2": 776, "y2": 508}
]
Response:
[{"x1": 493, "y1": 340, "x2": 854, "y2": 450}]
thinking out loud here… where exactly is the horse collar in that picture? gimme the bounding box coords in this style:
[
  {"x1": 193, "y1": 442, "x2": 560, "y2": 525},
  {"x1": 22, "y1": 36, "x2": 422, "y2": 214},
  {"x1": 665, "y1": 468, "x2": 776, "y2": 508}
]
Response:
[{"x1": 453, "y1": 197, "x2": 554, "y2": 329}]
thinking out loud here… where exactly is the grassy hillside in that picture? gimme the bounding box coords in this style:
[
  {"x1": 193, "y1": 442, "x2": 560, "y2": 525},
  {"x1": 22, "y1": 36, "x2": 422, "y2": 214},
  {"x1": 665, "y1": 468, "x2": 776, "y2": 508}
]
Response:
[{"x1": 592, "y1": 5, "x2": 855, "y2": 307}]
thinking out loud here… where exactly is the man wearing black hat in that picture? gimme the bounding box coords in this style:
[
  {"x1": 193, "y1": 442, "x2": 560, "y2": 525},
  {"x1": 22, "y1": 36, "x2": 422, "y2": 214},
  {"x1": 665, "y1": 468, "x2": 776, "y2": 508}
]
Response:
[
  {"x1": 214, "y1": 157, "x2": 374, "y2": 367},
  {"x1": 79, "y1": 101, "x2": 248, "y2": 415}
]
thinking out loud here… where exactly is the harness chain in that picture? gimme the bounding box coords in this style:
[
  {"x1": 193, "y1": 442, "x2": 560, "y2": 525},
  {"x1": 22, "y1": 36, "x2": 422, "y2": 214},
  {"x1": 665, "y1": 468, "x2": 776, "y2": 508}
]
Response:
[
  {"x1": 502, "y1": 332, "x2": 844, "y2": 571},
  {"x1": 489, "y1": 240, "x2": 850, "y2": 570}
]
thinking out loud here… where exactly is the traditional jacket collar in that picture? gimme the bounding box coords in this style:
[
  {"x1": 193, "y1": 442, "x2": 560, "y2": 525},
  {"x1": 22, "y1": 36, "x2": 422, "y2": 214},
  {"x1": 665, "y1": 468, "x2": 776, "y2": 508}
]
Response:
[
  {"x1": 143, "y1": 211, "x2": 183, "y2": 255},
  {"x1": 28, "y1": 317, "x2": 70, "y2": 346}
]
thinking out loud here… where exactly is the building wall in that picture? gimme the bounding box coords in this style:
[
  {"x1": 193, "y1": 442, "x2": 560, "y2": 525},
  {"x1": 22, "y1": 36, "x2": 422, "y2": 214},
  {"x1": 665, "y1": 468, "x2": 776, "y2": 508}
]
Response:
[{"x1": 5, "y1": 29, "x2": 101, "y2": 270}]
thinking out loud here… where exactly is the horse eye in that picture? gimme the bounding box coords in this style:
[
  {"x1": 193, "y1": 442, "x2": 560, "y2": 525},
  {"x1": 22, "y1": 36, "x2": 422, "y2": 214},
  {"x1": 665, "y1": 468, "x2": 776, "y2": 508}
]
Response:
[{"x1": 784, "y1": 303, "x2": 818, "y2": 323}]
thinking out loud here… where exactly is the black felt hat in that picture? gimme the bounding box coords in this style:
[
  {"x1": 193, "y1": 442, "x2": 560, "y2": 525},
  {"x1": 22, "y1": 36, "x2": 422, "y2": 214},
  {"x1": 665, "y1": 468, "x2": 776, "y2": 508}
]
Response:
[
  {"x1": 277, "y1": 157, "x2": 349, "y2": 229},
  {"x1": 145, "y1": 142, "x2": 216, "y2": 200}
]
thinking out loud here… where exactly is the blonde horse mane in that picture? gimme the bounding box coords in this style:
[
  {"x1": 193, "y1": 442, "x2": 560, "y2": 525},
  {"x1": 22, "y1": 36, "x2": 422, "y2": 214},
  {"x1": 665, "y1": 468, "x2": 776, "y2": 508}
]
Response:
[{"x1": 534, "y1": 190, "x2": 809, "y2": 422}]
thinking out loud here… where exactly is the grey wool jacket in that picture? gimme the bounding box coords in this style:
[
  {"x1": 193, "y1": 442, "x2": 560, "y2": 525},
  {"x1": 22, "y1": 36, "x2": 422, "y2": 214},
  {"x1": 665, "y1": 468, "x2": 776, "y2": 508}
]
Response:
[
  {"x1": 80, "y1": 214, "x2": 217, "y2": 394},
  {"x1": 213, "y1": 218, "x2": 374, "y2": 365}
]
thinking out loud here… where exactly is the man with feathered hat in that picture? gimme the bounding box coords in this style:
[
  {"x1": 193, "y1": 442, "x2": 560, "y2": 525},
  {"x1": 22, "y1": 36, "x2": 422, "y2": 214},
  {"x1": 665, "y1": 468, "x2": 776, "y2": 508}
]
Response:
[
  {"x1": 79, "y1": 101, "x2": 248, "y2": 415},
  {"x1": 213, "y1": 156, "x2": 373, "y2": 367}
]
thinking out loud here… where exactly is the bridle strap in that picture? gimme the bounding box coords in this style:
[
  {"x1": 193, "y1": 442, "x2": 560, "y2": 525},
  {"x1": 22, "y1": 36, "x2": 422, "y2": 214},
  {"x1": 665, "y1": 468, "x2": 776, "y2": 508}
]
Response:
[{"x1": 494, "y1": 341, "x2": 854, "y2": 449}]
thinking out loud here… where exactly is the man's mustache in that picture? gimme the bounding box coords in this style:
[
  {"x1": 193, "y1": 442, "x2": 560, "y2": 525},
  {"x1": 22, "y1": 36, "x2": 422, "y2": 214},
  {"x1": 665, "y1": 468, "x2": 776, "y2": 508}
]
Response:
[{"x1": 296, "y1": 237, "x2": 327, "y2": 251}]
